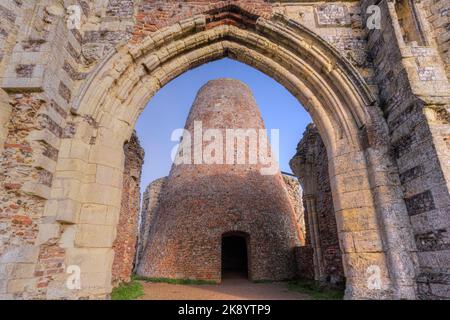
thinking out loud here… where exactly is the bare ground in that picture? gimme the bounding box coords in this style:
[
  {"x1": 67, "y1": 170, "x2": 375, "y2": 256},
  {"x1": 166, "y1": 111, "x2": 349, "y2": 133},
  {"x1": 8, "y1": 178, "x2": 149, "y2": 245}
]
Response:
[{"x1": 138, "y1": 273, "x2": 311, "y2": 300}]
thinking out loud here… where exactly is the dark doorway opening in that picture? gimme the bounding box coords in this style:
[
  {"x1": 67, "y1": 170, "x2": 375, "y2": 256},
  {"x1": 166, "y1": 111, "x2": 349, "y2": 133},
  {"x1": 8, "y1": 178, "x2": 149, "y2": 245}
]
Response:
[{"x1": 221, "y1": 233, "x2": 248, "y2": 279}]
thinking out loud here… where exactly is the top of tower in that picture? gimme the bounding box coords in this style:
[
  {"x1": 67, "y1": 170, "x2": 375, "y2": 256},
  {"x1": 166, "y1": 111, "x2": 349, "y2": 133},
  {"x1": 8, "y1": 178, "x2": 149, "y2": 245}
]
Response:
[
  {"x1": 199, "y1": 78, "x2": 252, "y2": 92},
  {"x1": 186, "y1": 78, "x2": 263, "y2": 130}
]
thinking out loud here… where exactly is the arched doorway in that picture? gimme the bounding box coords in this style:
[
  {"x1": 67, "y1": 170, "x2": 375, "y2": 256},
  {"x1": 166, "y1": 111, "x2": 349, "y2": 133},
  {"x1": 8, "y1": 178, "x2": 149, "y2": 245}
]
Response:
[
  {"x1": 41, "y1": 6, "x2": 417, "y2": 300},
  {"x1": 221, "y1": 232, "x2": 250, "y2": 280}
]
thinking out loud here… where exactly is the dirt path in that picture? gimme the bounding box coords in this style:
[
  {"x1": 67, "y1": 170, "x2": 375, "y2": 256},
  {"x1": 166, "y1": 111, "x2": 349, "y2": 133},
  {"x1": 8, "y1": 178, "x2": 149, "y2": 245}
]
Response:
[{"x1": 138, "y1": 275, "x2": 311, "y2": 300}]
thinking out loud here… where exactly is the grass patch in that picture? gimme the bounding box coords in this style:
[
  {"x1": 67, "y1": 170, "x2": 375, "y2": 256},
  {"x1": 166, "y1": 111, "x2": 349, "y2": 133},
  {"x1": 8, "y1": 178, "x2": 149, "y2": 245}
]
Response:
[
  {"x1": 111, "y1": 280, "x2": 144, "y2": 300},
  {"x1": 287, "y1": 279, "x2": 344, "y2": 300},
  {"x1": 133, "y1": 275, "x2": 217, "y2": 285}
]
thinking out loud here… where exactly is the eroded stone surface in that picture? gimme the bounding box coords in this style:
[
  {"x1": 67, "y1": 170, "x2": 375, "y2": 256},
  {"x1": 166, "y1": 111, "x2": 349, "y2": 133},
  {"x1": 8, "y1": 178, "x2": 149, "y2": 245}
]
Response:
[
  {"x1": 111, "y1": 132, "x2": 144, "y2": 285},
  {"x1": 290, "y1": 124, "x2": 345, "y2": 287},
  {"x1": 135, "y1": 176, "x2": 167, "y2": 268}
]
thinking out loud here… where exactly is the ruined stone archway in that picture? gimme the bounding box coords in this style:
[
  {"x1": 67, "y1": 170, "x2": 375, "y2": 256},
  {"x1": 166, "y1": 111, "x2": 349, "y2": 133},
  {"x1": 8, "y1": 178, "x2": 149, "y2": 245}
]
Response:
[
  {"x1": 45, "y1": 8, "x2": 418, "y2": 300},
  {"x1": 1, "y1": 0, "x2": 449, "y2": 301}
]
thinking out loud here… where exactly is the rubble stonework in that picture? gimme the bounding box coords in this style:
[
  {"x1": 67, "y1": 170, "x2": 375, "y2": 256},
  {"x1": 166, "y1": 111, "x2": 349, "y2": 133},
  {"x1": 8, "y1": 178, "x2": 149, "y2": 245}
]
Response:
[
  {"x1": 111, "y1": 132, "x2": 144, "y2": 285},
  {"x1": 136, "y1": 173, "x2": 305, "y2": 271},
  {"x1": 290, "y1": 124, "x2": 345, "y2": 286},
  {"x1": 0, "y1": 1, "x2": 447, "y2": 299},
  {"x1": 137, "y1": 79, "x2": 303, "y2": 282},
  {"x1": 282, "y1": 174, "x2": 306, "y2": 245},
  {"x1": 421, "y1": 0, "x2": 450, "y2": 79},
  {"x1": 135, "y1": 176, "x2": 168, "y2": 267},
  {"x1": 360, "y1": 1, "x2": 450, "y2": 300}
]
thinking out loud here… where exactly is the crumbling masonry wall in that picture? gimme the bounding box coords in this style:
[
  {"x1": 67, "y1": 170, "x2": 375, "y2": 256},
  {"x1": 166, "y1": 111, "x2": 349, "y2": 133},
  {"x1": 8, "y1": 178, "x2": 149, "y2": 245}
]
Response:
[
  {"x1": 0, "y1": 0, "x2": 447, "y2": 299},
  {"x1": 290, "y1": 124, "x2": 345, "y2": 286},
  {"x1": 136, "y1": 174, "x2": 305, "y2": 269},
  {"x1": 422, "y1": 0, "x2": 450, "y2": 79},
  {"x1": 282, "y1": 174, "x2": 306, "y2": 246},
  {"x1": 111, "y1": 132, "x2": 144, "y2": 285},
  {"x1": 135, "y1": 176, "x2": 167, "y2": 268},
  {"x1": 360, "y1": 0, "x2": 450, "y2": 299}
]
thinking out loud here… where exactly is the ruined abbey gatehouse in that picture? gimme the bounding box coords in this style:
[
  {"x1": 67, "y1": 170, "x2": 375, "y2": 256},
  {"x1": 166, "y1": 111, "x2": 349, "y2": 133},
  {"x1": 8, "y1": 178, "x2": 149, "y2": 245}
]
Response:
[{"x1": 0, "y1": 1, "x2": 448, "y2": 300}]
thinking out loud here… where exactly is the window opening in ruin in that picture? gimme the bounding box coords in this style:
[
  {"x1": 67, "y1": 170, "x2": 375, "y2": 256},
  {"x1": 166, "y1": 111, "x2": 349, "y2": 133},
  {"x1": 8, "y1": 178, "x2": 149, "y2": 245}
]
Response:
[{"x1": 395, "y1": 0, "x2": 426, "y2": 46}]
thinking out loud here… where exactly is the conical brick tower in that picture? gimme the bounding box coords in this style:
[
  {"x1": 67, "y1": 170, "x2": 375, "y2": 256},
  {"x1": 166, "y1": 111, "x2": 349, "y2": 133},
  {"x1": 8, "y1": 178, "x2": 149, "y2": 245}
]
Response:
[{"x1": 137, "y1": 79, "x2": 302, "y2": 282}]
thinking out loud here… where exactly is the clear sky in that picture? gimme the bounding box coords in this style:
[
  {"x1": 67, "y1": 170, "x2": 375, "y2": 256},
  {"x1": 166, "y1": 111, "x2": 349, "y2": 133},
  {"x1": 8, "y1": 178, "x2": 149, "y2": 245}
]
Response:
[{"x1": 135, "y1": 58, "x2": 312, "y2": 193}]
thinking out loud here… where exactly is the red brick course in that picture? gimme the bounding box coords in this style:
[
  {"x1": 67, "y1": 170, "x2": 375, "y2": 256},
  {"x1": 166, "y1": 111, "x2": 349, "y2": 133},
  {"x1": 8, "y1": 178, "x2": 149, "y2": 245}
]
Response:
[
  {"x1": 131, "y1": 0, "x2": 272, "y2": 42},
  {"x1": 111, "y1": 132, "x2": 144, "y2": 285}
]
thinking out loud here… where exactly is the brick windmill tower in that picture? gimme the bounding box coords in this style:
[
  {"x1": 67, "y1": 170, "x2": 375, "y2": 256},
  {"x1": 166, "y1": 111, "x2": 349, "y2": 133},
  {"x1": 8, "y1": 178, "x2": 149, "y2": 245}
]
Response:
[{"x1": 137, "y1": 79, "x2": 302, "y2": 282}]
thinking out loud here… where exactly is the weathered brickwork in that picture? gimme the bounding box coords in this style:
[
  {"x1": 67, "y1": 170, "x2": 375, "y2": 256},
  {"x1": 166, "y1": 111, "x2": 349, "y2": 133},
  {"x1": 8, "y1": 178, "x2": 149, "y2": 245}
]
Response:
[
  {"x1": 135, "y1": 176, "x2": 167, "y2": 268},
  {"x1": 423, "y1": 0, "x2": 450, "y2": 79},
  {"x1": 132, "y1": 0, "x2": 272, "y2": 42},
  {"x1": 106, "y1": 0, "x2": 135, "y2": 18},
  {"x1": 0, "y1": 0, "x2": 447, "y2": 300},
  {"x1": 272, "y1": 2, "x2": 377, "y2": 93},
  {"x1": 361, "y1": 0, "x2": 450, "y2": 299},
  {"x1": 290, "y1": 124, "x2": 345, "y2": 287},
  {"x1": 137, "y1": 79, "x2": 302, "y2": 282},
  {"x1": 294, "y1": 246, "x2": 314, "y2": 280},
  {"x1": 111, "y1": 132, "x2": 144, "y2": 285},
  {"x1": 282, "y1": 174, "x2": 306, "y2": 245},
  {"x1": 0, "y1": 93, "x2": 60, "y2": 299},
  {"x1": 315, "y1": 3, "x2": 351, "y2": 26},
  {"x1": 136, "y1": 173, "x2": 305, "y2": 271}
]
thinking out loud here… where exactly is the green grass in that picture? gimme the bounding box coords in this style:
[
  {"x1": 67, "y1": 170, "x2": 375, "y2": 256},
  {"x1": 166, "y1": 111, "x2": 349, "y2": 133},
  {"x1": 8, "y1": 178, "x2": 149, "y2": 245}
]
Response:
[
  {"x1": 133, "y1": 275, "x2": 217, "y2": 285},
  {"x1": 111, "y1": 280, "x2": 144, "y2": 300},
  {"x1": 287, "y1": 279, "x2": 344, "y2": 300}
]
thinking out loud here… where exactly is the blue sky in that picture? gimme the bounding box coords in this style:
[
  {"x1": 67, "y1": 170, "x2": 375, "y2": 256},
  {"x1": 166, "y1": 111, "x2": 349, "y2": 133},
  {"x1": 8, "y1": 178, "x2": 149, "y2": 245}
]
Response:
[{"x1": 135, "y1": 58, "x2": 312, "y2": 193}]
